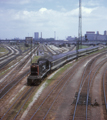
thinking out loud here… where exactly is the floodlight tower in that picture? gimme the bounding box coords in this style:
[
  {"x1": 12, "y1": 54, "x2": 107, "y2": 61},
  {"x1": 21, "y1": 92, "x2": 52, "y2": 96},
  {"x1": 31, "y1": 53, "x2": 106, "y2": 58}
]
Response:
[
  {"x1": 76, "y1": 0, "x2": 82, "y2": 59},
  {"x1": 78, "y1": 0, "x2": 82, "y2": 49}
]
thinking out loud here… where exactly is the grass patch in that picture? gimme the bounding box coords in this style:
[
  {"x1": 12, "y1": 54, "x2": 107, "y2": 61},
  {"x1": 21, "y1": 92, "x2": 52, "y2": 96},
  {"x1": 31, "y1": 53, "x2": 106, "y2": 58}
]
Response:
[
  {"x1": 0, "y1": 46, "x2": 8, "y2": 56},
  {"x1": 23, "y1": 81, "x2": 47, "y2": 111},
  {"x1": 0, "y1": 68, "x2": 10, "y2": 77},
  {"x1": 89, "y1": 47, "x2": 107, "y2": 55},
  {"x1": 78, "y1": 45, "x2": 89, "y2": 49},
  {"x1": 32, "y1": 56, "x2": 40, "y2": 63},
  {"x1": 46, "y1": 62, "x2": 73, "y2": 85},
  {"x1": 20, "y1": 45, "x2": 30, "y2": 52}
]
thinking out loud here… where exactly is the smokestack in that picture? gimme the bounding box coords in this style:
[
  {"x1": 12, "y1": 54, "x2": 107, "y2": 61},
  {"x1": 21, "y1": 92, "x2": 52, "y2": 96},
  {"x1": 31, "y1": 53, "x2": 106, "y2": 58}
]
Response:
[
  {"x1": 41, "y1": 32, "x2": 42, "y2": 38},
  {"x1": 54, "y1": 31, "x2": 56, "y2": 40}
]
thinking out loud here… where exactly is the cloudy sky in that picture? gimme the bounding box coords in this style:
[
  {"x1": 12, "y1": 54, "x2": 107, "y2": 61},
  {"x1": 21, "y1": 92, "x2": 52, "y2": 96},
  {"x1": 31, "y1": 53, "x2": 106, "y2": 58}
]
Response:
[{"x1": 0, "y1": 0, "x2": 107, "y2": 39}]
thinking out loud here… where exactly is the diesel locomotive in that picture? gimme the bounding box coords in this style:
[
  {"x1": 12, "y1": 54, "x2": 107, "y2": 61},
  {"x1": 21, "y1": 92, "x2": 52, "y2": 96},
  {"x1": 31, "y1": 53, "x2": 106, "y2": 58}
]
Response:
[{"x1": 27, "y1": 46, "x2": 99, "y2": 85}]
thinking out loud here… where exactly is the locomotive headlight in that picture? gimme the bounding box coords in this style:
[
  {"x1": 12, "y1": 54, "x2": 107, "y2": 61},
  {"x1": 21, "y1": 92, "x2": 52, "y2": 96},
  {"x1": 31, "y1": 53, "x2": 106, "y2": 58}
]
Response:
[{"x1": 32, "y1": 65, "x2": 36, "y2": 68}]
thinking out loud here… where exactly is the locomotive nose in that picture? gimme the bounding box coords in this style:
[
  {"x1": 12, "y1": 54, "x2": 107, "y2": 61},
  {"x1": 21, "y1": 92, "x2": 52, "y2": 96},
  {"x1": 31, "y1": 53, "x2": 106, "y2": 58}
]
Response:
[{"x1": 31, "y1": 63, "x2": 39, "y2": 76}]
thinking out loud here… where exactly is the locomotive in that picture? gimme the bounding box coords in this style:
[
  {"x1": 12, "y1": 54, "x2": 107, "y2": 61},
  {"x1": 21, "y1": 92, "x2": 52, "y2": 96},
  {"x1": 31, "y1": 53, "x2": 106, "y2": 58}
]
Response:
[{"x1": 27, "y1": 46, "x2": 99, "y2": 85}]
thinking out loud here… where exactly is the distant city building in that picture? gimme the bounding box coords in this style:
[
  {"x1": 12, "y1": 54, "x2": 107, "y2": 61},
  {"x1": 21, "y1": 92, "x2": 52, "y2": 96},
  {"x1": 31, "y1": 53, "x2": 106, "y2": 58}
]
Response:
[
  {"x1": 97, "y1": 31, "x2": 99, "y2": 35},
  {"x1": 25, "y1": 37, "x2": 33, "y2": 43},
  {"x1": 10, "y1": 41, "x2": 18, "y2": 45},
  {"x1": 67, "y1": 30, "x2": 107, "y2": 41},
  {"x1": 85, "y1": 31, "x2": 107, "y2": 40},
  {"x1": 85, "y1": 31, "x2": 96, "y2": 40},
  {"x1": 104, "y1": 30, "x2": 107, "y2": 35},
  {"x1": 34, "y1": 32, "x2": 39, "y2": 40},
  {"x1": 86, "y1": 31, "x2": 95, "y2": 34},
  {"x1": 14, "y1": 38, "x2": 20, "y2": 40},
  {"x1": 66, "y1": 36, "x2": 75, "y2": 41}
]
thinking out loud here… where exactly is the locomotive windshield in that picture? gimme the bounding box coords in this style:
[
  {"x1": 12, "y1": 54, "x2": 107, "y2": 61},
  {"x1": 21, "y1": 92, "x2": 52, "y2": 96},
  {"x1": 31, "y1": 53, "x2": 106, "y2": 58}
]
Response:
[{"x1": 31, "y1": 63, "x2": 39, "y2": 75}]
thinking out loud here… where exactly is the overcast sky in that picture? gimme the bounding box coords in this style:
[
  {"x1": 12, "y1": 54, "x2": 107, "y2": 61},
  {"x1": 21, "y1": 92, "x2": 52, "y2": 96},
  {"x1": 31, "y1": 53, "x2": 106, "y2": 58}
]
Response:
[{"x1": 0, "y1": 0, "x2": 107, "y2": 39}]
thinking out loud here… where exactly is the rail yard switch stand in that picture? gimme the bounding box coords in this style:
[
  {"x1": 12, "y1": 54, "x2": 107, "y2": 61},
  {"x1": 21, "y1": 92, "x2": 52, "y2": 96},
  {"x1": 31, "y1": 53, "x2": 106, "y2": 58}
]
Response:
[{"x1": 94, "y1": 99, "x2": 99, "y2": 106}]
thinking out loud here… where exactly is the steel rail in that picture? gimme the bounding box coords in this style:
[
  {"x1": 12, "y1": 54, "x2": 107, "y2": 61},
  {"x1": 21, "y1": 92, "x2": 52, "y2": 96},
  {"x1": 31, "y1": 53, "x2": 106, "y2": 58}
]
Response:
[
  {"x1": 13, "y1": 87, "x2": 34, "y2": 120},
  {"x1": 1, "y1": 46, "x2": 106, "y2": 119},
  {"x1": 0, "y1": 53, "x2": 31, "y2": 94},
  {"x1": 0, "y1": 46, "x2": 11, "y2": 61},
  {"x1": 87, "y1": 58, "x2": 107, "y2": 116},
  {"x1": 0, "y1": 46, "x2": 40, "y2": 119},
  {"x1": 86, "y1": 59, "x2": 107, "y2": 120},
  {"x1": 37, "y1": 54, "x2": 104, "y2": 120},
  {"x1": 72, "y1": 52, "x2": 104, "y2": 120},
  {"x1": 0, "y1": 46, "x2": 37, "y2": 97},
  {"x1": 72, "y1": 56, "x2": 96, "y2": 120},
  {"x1": 30, "y1": 50, "x2": 107, "y2": 120},
  {"x1": 1, "y1": 87, "x2": 33, "y2": 120},
  {"x1": 0, "y1": 46, "x2": 19, "y2": 63},
  {"x1": 30, "y1": 63, "x2": 77, "y2": 120},
  {"x1": 0, "y1": 70, "x2": 30, "y2": 100},
  {"x1": 0, "y1": 59, "x2": 29, "y2": 93},
  {"x1": 0, "y1": 46, "x2": 39, "y2": 94},
  {"x1": 72, "y1": 52, "x2": 107, "y2": 120},
  {"x1": 0, "y1": 46, "x2": 20, "y2": 70},
  {"x1": 103, "y1": 68, "x2": 107, "y2": 111},
  {"x1": 42, "y1": 70, "x2": 76, "y2": 120},
  {"x1": 44, "y1": 45, "x2": 54, "y2": 56}
]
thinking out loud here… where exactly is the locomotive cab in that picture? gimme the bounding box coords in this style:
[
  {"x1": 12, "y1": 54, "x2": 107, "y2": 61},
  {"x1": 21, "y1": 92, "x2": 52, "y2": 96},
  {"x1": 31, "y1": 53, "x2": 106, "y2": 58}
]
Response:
[
  {"x1": 31, "y1": 63, "x2": 39, "y2": 76},
  {"x1": 27, "y1": 59, "x2": 51, "y2": 85}
]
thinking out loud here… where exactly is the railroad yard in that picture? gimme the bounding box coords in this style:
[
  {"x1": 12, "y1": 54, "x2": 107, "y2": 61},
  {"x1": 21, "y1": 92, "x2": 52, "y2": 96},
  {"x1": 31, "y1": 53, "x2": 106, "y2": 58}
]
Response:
[{"x1": 0, "y1": 43, "x2": 107, "y2": 120}]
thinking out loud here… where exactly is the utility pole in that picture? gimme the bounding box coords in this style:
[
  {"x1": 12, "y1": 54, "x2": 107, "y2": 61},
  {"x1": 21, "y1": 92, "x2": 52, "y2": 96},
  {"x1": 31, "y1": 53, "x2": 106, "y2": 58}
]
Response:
[
  {"x1": 31, "y1": 38, "x2": 33, "y2": 65},
  {"x1": 78, "y1": 0, "x2": 82, "y2": 49}
]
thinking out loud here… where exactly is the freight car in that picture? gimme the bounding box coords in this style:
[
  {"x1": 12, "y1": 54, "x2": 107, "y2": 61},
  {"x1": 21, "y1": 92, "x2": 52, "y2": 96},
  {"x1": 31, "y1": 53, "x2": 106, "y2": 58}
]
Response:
[{"x1": 27, "y1": 46, "x2": 99, "y2": 85}]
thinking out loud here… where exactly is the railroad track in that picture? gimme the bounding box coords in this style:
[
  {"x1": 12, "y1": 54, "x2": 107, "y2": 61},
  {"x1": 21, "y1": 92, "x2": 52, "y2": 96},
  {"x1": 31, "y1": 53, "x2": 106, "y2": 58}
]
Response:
[
  {"x1": 70, "y1": 51, "x2": 107, "y2": 120},
  {"x1": 0, "y1": 69, "x2": 30, "y2": 99},
  {"x1": 0, "y1": 46, "x2": 41, "y2": 119},
  {"x1": 44, "y1": 45, "x2": 54, "y2": 56},
  {"x1": 2, "y1": 51, "x2": 84, "y2": 119},
  {"x1": 42, "y1": 44, "x2": 52, "y2": 56},
  {"x1": 0, "y1": 46, "x2": 39, "y2": 99},
  {"x1": 21, "y1": 50, "x2": 107, "y2": 120},
  {"x1": 0, "y1": 48, "x2": 107, "y2": 120},
  {"x1": 0, "y1": 85, "x2": 35, "y2": 120},
  {"x1": 0, "y1": 58, "x2": 84, "y2": 119},
  {"x1": 0, "y1": 46, "x2": 21, "y2": 70},
  {"x1": 0, "y1": 46, "x2": 11, "y2": 60},
  {"x1": 0, "y1": 45, "x2": 32, "y2": 70},
  {"x1": 102, "y1": 68, "x2": 107, "y2": 120},
  {"x1": 26, "y1": 62, "x2": 77, "y2": 120},
  {"x1": 0, "y1": 46, "x2": 15, "y2": 62}
]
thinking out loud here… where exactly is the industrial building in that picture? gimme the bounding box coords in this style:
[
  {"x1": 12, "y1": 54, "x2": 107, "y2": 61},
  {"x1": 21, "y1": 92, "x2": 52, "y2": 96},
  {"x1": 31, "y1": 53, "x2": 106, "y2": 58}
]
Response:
[
  {"x1": 85, "y1": 31, "x2": 107, "y2": 41},
  {"x1": 34, "y1": 32, "x2": 39, "y2": 40}
]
